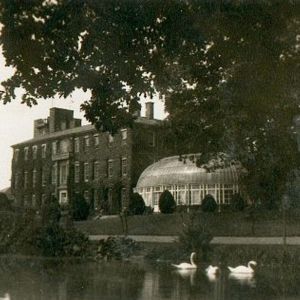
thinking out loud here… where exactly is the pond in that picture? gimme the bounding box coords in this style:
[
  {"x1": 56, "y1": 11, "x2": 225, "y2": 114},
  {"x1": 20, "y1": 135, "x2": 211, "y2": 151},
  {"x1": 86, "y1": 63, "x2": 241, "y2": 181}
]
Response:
[{"x1": 0, "y1": 257, "x2": 298, "y2": 299}]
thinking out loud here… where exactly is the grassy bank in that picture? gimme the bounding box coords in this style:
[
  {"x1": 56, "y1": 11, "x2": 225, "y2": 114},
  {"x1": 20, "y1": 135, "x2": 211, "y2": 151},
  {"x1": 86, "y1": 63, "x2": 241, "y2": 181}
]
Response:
[{"x1": 75, "y1": 209, "x2": 300, "y2": 237}]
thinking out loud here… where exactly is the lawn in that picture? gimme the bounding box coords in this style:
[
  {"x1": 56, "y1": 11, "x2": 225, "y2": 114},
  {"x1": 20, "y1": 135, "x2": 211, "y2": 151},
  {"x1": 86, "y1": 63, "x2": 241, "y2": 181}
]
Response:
[{"x1": 75, "y1": 209, "x2": 300, "y2": 237}]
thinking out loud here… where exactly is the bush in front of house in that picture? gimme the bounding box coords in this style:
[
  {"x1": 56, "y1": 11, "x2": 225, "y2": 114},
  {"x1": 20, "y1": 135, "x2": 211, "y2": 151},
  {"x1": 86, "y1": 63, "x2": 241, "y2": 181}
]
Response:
[
  {"x1": 231, "y1": 193, "x2": 246, "y2": 211},
  {"x1": 129, "y1": 193, "x2": 146, "y2": 215},
  {"x1": 201, "y1": 194, "x2": 217, "y2": 212},
  {"x1": 72, "y1": 193, "x2": 90, "y2": 221},
  {"x1": 159, "y1": 190, "x2": 176, "y2": 214},
  {"x1": 0, "y1": 192, "x2": 12, "y2": 211},
  {"x1": 40, "y1": 195, "x2": 61, "y2": 226}
]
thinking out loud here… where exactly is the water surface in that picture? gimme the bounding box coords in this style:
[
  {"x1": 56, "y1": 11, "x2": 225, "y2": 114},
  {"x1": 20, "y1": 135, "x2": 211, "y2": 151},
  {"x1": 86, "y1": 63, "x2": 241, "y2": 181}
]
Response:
[{"x1": 0, "y1": 257, "x2": 298, "y2": 300}]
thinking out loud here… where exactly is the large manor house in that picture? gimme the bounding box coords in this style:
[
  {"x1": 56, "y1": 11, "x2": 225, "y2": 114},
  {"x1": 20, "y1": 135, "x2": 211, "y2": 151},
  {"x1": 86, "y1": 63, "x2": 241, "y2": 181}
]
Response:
[{"x1": 11, "y1": 104, "x2": 241, "y2": 213}]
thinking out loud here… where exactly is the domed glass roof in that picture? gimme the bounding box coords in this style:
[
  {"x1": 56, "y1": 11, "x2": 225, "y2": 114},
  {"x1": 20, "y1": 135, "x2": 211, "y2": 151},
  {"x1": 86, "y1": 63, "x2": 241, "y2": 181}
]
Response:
[{"x1": 136, "y1": 155, "x2": 240, "y2": 188}]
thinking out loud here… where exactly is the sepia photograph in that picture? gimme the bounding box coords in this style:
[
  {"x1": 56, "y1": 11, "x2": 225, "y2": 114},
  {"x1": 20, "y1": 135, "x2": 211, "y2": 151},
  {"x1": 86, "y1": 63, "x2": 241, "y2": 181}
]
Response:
[{"x1": 0, "y1": 1, "x2": 299, "y2": 299}]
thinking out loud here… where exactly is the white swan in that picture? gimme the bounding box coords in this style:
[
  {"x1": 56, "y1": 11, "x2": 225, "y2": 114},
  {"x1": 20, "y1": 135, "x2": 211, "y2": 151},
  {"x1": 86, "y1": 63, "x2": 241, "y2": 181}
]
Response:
[
  {"x1": 0, "y1": 293, "x2": 10, "y2": 300},
  {"x1": 228, "y1": 260, "x2": 257, "y2": 274},
  {"x1": 206, "y1": 265, "x2": 220, "y2": 275},
  {"x1": 172, "y1": 252, "x2": 197, "y2": 269}
]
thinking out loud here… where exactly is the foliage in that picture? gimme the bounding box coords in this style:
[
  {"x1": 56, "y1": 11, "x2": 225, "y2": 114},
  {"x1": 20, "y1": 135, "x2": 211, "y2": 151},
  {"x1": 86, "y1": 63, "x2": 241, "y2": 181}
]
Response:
[
  {"x1": 129, "y1": 193, "x2": 145, "y2": 215},
  {"x1": 35, "y1": 226, "x2": 90, "y2": 257},
  {"x1": 40, "y1": 195, "x2": 61, "y2": 226},
  {"x1": 72, "y1": 193, "x2": 90, "y2": 221},
  {"x1": 0, "y1": 1, "x2": 300, "y2": 206},
  {"x1": 159, "y1": 190, "x2": 176, "y2": 214},
  {"x1": 230, "y1": 193, "x2": 246, "y2": 211},
  {"x1": 178, "y1": 214, "x2": 213, "y2": 261},
  {"x1": 1, "y1": 209, "x2": 90, "y2": 257},
  {"x1": 0, "y1": 192, "x2": 11, "y2": 211},
  {"x1": 96, "y1": 236, "x2": 139, "y2": 260},
  {"x1": 201, "y1": 194, "x2": 217, "y2": 212}
]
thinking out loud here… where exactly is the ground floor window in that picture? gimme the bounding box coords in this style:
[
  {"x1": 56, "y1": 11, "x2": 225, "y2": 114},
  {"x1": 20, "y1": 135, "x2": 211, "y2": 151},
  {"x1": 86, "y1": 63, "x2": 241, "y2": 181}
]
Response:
[
  {"x1": 59, "y1": 191, "x2": 68, "y2": 205},
  {"x1": 137, "y1": 183, "x2": 239, "y2": 209}
]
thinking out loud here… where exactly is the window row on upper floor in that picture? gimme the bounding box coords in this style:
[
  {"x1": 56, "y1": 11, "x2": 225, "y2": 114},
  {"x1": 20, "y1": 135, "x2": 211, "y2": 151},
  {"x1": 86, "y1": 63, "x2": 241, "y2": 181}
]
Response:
[
  {"x1": 13, "y1": 129, "x2": 128, "y2": 162},
  {"x1": 13, "y1": 157, "x2": 128, "y2": 190}
]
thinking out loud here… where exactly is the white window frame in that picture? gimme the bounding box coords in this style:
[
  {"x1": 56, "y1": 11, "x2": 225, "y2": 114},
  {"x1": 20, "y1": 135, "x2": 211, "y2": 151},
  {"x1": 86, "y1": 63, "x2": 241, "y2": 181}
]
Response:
[
  {"x1": 84, "y1": 162, "x2": 89, "y2": 182},
  {"x1": 121, "y1": 129, "x2": 127, "y2": 140},
  {"x1": 42, "y1": 144, "x2": 47, "y2": 158},
  {"x1": 93, "y1": 161, "x2": 100, "y2": 180},
  {"x1": 74, "y1": 137, "x2": 80, "y2": 153},
  {"x1": 74, "y1": 162, "x2": 80, "y2": 183},
  {"x1": 94, "y1": 134, "x2": 100, "y2": 147},
  {"x1": 108, "y1": 159, "x2": 113, "y2": 178},
  {"x1": 108, "y1": 134, "x2": 114, "y2": 145},
  {"x1": 24, "y1": 171, "x2": 28, "y2": 189},
  {"x1": 24, "y1": 147, "x2": 29, "y2": 161},
  {"x1": 32, "y1": 145, "x2": 38, "y2": 159},
  {"x1": 32, "y1": 169, "x2": 37, "y2": 188},
  {"x1": 121, "y1": 157, "x2": 127, "y2": 176}
]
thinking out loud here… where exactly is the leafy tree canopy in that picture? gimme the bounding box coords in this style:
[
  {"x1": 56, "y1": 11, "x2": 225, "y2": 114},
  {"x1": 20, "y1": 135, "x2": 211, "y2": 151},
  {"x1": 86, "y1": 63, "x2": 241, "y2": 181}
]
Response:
[{"x1": 0, "y1": 1, "x2": 300, "y2": 206}]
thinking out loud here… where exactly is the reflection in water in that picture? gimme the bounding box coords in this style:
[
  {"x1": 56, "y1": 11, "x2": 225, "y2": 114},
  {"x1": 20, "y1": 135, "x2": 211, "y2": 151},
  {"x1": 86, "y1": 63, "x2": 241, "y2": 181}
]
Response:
[
  {"x1": 229, "y1": 273, "x2": 256, "y2": 288},
  {"x1": 174, "y1": 269, "x2": 196, "y2": 285},
  {"x1": 206, "y1": 271, "x2": 220, "y2": 283},
  {"x1": 0, "y1": 257, "x2": 299, "y2": 299}
]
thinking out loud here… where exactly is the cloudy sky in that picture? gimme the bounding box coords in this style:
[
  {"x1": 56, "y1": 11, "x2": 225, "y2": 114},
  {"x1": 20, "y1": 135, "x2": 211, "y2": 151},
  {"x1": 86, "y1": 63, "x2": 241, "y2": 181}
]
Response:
[{"x1": 0, "y1": 48, "x2": 165, "y2": 190}]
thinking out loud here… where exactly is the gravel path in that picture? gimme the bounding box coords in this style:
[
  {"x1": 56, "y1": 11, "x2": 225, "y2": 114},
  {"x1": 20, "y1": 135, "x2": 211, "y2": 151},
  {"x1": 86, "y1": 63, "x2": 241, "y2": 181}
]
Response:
[{"x1": 89, "y1": 235, "x2": 300, "y2": 245}]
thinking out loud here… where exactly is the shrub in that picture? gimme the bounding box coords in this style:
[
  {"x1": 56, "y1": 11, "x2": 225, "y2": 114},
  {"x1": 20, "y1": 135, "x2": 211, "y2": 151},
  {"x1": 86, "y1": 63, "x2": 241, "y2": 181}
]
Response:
[
  {"x1": 129, "y1": 193, "x2": 145, "y2": 215},
  {"x1": 159, "y1": 190, "x2": 176, "y2": 214},
  {"x1": 97, "y1": 236, "x2": 140, "y2": 260},
  {"x1": 35, "y1": 225, "x2": 90, "y2": 257},
  {"x1": 231, "y1": 193, "x2": 246, "y2": 211},
  {"x1": 72, "y1": 194, "x2": 90, "y2": 221},
  {"x1": 0, "y1": 193, "x2": 11, "y2": 211},
  {"x1": 201, "y1": 194, "x2": 217, "y2": 212},
  {"x1": 40, "y1": 196, "x2": 61, "y2": 226},
  {"x1": 178, "y1": 214, "x2": 213, "y2": 261},
  {"x1": 2, "y1": 210, "x2": 90, "y2": 257}
]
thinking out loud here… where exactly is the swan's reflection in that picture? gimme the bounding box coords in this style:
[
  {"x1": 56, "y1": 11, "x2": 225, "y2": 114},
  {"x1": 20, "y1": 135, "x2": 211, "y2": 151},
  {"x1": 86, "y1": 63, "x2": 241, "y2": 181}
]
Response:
[
  {"x1": 174, "y1": 269, "x2": 196, "y2": 286},
  {"x1": 206, "y1": 272, "x2": 219, "y2": 283},
  {"x1": 229, "y1": 273, "x2": 256, "y2": 287}
]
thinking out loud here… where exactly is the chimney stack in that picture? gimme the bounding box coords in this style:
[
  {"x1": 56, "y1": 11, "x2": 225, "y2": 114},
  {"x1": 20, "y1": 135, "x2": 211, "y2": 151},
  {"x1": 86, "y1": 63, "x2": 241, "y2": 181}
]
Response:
[{"x1": 145, "y1": 102, "x2": 154, "y2": 119}]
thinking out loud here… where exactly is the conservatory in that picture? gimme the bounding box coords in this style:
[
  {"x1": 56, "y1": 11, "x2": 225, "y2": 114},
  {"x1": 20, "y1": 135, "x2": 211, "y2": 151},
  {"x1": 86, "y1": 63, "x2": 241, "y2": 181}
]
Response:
[{"x1": 135, "y1": 155, "x2": 241, "y2": 212}]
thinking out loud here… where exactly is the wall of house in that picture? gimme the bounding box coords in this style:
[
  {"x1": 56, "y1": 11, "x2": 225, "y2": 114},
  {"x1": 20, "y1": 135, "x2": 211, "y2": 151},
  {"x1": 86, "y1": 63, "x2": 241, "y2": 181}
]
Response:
[{"x1": 11, "y1": 108, "x2": 172, "y2": 214}]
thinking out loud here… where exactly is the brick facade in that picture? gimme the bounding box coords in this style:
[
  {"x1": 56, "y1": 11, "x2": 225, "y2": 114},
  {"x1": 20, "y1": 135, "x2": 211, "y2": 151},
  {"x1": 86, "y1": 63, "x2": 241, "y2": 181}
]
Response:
[{"x1": 11, "y1": 107, "x2": 171, "y2": 214}]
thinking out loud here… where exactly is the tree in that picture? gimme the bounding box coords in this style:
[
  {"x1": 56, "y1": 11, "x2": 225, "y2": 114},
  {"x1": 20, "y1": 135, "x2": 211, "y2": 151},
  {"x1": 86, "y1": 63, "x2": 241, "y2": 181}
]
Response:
[
  {"x1": 40, "y1": 195, "x2": 61, "y2": 226},
  {"x1": 72, "y1": 193, "x2": 90, "y2": 221},
  {"x1": 159, "y1": 190, "x2": 176, "y2": 214},
  {"x1": 1, "y1": 1, "x2": 300, "y2": 207},
  {"x1": 201, "y1": 194, "x2": 217, "y2": 213},
  {"x1": 230, "y1": 193, "x2": 245, "y2": 212},
  {"x1": 129, "y1": 193, "x2": 145, "y2": 215}
]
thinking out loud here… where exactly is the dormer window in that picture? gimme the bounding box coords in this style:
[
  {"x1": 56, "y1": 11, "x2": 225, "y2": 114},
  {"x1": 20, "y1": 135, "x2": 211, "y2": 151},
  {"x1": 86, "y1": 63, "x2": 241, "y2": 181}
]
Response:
[
  {"x1": 42, "y1": 144, "x2": 47, "y2": 158},
  {"x1": 74, "y1": 138, "x2": 80, "y2": 153},
  {"x1": 94, "y1": 134, "x2": 100, "y2": 147},
  {"x1": 24, "y1": 147, "x2": 29, "y2": 161},
  {"x1": 32, "y1": 145, "x2": 38, "y2": 159},
  {"x1": 84, "y1": 136, "x2": 90, "y2": 148}
]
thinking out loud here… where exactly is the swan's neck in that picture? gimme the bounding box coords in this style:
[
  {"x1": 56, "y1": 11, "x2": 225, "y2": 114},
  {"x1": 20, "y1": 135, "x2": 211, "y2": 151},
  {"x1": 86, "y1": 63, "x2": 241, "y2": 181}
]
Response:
[
  {"x1": 190, "y1": 254, "x2": 196, "y2": 266},
  {"x1": 248, "y1": 262, "x2": 254, "y2": 269}
]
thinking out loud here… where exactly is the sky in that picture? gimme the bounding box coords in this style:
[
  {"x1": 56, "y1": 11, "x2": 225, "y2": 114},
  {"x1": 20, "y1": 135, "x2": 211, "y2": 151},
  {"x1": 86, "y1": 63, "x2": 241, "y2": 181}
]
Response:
[{"x1": 0, "y1": 49, "x2": 166, "y2": 190}]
